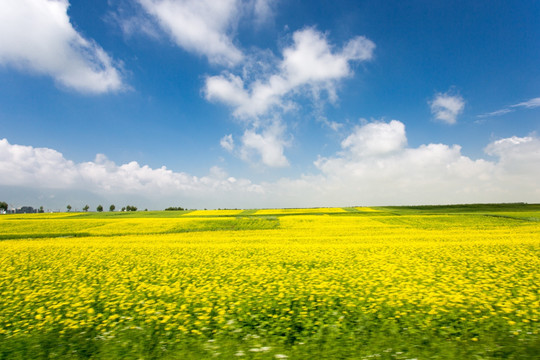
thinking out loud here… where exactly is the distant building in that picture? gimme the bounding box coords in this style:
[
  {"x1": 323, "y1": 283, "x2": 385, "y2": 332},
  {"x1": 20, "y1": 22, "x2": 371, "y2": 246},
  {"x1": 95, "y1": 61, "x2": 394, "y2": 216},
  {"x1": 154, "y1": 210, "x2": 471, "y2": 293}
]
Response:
[{"x1": 16, "y1": 206, "x2": 37, "y2": 214}]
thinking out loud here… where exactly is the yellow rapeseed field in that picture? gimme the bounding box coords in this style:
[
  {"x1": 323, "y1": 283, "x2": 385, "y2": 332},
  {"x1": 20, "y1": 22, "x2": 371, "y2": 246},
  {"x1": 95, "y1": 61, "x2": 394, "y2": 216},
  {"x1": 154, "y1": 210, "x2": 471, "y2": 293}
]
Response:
[
  {"x1": 255, "y1": 207, "x2": 346, "y2": 215},
  {"x1": 187, "y1": 210, "x2": 244, "y2": 216},
  {"x1": 0, "y1": 206, "x2": 538, "y2": 359}
]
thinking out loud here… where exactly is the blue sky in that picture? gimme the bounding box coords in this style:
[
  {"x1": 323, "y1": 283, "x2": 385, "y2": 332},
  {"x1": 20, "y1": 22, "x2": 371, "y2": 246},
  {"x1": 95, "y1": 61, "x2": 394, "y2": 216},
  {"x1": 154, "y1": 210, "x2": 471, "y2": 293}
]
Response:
[{"x1": 0, "y1": 0, "x2": 539, "y2": 210}]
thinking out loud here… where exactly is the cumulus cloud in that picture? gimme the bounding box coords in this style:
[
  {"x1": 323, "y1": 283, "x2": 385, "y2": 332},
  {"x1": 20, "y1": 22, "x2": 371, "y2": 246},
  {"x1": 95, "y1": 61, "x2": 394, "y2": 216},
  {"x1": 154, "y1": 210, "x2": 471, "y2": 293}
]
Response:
[
  {"x1": 485, "y1": 135, "x2": 540, "y2": 174},
  {"x1": 0, "y1": 0, "x2": 124, "y2": 94},
  {"x1": 341, "y1": 120, "x2": 406, "y2": 158},
  {"x1": 1, "y1": 127, "x2": 540, "y2": 208},
  {"x1": 429, "y1": 91, "x2": 465, "y2": 125},
  {"x1": 220, "y1": 123, "x2": 289, "y2": 167},
  {"x1": 300, "y1": 120, "x2": 540, "y2": 206},
  {"x1": 0, "y1": 138, "x2": 261, "y2": 207},
  {"x1": 205, "y1": 27, "x2": 375, "y2": 118},
  {"x1": 136, "y1": 0, "x2": 244, "y2": 66},
  {"x1": 240, "y1": 121, "x2": 289, "y2": 167}
]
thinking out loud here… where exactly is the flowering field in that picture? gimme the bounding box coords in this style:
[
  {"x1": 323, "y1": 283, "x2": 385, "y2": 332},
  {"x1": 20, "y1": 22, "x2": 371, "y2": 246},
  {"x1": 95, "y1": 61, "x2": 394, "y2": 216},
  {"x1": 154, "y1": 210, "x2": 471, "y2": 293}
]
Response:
[{"x1": 0, "y1": 205, "x2": 539, "y2": 359}]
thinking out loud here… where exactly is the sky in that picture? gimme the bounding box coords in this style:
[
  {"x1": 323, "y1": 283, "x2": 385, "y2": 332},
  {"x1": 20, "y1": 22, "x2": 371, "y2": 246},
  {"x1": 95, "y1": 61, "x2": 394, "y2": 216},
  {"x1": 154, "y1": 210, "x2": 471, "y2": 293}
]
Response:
[{"x1": 0, "y1": 0, "x2": 539, "y2": 211}]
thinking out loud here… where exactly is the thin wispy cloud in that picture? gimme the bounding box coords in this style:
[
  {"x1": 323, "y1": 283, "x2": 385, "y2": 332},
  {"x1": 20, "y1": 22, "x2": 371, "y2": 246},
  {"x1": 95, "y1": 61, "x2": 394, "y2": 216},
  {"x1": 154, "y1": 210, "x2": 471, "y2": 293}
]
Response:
[
  {"x1": 511, "y1": 97, "x2": 540, "y2": 109},
  {"x1": 220, "y1": 134, "x2": 235, "y2": 152},
  {"x1": 107, "y1": 1, "x2": 161, "y2": 40},
  {"x1": 478, "y1": 96, "x2": 540, "y2": 118},
  {"x1": 250, "y1": 0, "x2": 278, "y2": 25},
  {"x1": 477, "y1": 108, "x2": 513, "y2": 118},
  {"x1": 132, "y1": 0, "x2": 278, "y2": 67}
]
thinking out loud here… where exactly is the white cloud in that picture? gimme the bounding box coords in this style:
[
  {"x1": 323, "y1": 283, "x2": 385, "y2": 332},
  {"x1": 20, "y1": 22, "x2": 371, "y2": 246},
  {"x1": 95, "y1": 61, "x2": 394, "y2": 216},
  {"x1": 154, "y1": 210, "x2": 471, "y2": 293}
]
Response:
[
  {"x1": 299, "y1": 120, "x2": 540, "y2": 206},
  {"x1": 204, "y1": 27, "x2": 375, "y2": 118},
  {"x1": 124, "y1": 0, "x2": 278, "y2": 65},
  {"x1": 205, "y1": 28, "x2": 374, "y2": 167},
  {"x1": 221, "y1": 122, "x2": 290, "y2": 168},
  {"x1": 319, "y1": 117, "x2": 343, "y2": 131},
  {"x1": 0, "y1": 138, "x2": 261, "y2": 206},
  {"x1": 2, "y1": 127, "x2": 540, "y2": 209},
  {"x1": 136, "y1": 0, "x2": 244, "y2": 66},
  {"x1": 485, "y1": 135, "x2": 540, "y2": 174},
  {"x1": 430, "y1": 91, "x2": 465, "y2": 124},
  {"x1": 240, "y1": 121, "x2": 289, "y2": 167},
  {"x1": 477, "y1": 108, "x2": 513, "y2": 118},
  {"x1": 341, "y1": 120, "x2": 406, "y2": 158},
  {"x1": 0, "y1": 138, "x2": 78, "y2": 188},
  {"x1": 477, "y1": 96, "x2": 540, "y2": 118},
  {"x1": 281, "y1": 29, "x2": 373, "y2": 87},
  {"x1": 247, "y1": 0, "x2": 277, "y2": 25},
  {"x1": 0, "y1": 0, "x2": 124, "y2": 94},
  {"x1": 220, "y1": 134, "x2": 235, "y2": 152},
  {"x1": 511, "y1": 97, "x2": 540, "y2": 109},
  {"x1": 108, "y1": 1, "x2": 160, "y2": 40},
  {"x1": 205, "y1": 73, "x2": 249, "y2": 108},
  {"x1": 484, "y1": 135, "x2": 538, "y2": 157}
]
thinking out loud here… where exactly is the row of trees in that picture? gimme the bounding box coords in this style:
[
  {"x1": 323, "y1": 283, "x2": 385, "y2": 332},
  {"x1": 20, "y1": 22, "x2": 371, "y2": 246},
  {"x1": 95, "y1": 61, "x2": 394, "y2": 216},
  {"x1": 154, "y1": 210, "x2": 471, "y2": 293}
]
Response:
[
  {"x1": 67, "y1": 204, "x2": 137, "y2": 212},
  {"x1": 1, "y1": 201, "x2": 142, "y2": 213}
]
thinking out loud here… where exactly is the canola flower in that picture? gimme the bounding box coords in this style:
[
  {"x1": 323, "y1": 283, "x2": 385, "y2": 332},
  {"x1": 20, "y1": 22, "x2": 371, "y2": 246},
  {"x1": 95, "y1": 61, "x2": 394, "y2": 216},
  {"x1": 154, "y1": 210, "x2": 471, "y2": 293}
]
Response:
[{"x1": 0, "y1": 207, "x2": 538, "y2": 359}]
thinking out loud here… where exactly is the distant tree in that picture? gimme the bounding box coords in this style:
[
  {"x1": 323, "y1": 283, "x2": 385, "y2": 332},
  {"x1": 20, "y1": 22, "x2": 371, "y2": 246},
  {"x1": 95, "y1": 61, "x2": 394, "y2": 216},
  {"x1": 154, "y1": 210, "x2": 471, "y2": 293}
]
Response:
[
  {"x1": 125, "y1": 205, "x2": 137, "y2": 212},
  {"x1": 121, "y1": 207, "x2": 126, "y2": 212},
  {"x1": 97, "y1": 205, "x2": 103, "y2": 212},
  {"x1": 0, "y1": 201, "x2": 8, "y2": 211},
  {"x1": 39, "y1": 206, "x2": 44, "y2": 213},
  {"x1": 109, "y1": 204, "x2": 115, "y2": 212},
  {"x1": 83, "y1": 205, "x2": 89, "y2": 212},
  {"x1": 66, "y1": 204, "x2": 72, "y2": 212}
]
